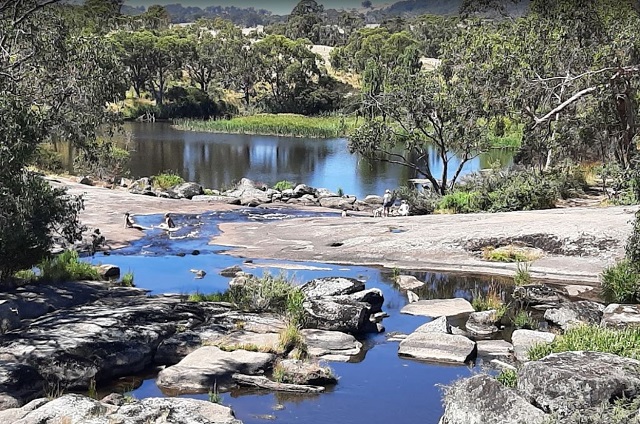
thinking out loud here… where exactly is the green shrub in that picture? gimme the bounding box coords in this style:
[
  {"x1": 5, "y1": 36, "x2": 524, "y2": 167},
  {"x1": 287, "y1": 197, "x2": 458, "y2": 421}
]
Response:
[
  {"x1": 274, "y1": 180, "x2": 295, "y2": 191},
  {"x1": 152, "y1": 171, "x2": 184, "y2": 189},
  {"x1": 625, "y1": 210, "x2": 640, "y2": 266},
  {"x1": 437, "y1": 191, "x2": 481, "y2": 213},
  {"x1": 496, "y1": 369, "x2": 517, "y2": 388},
  {"x1": 513, "y1": 261, "x2": 532, "y2": 286},
  {"x1": 38, "y1": 250, "x2": 101, "y2": 283},
  {"x1": 208, "y1": 382, "x2": 222, "y2": 404},
  {"x1": 337, "y1": 187, "x2": 344, "y2": 197},
  {"x1": 278, "y1": 322, "x2": 306, "y2": 354},
  {"x1": 228, "y1": 272, "x2": 306, "y2": 319},
  {"x1": 120, "y1": 272, "x2": 135, "y2": 287},
  {"x1": 482, "y1": 246, "x2": 534, "y2": 263},
  {"x1": 31, "y1": 145, "x2": 65, "y2": 174},
  {"x1": 471, "y1": 284, "x2": 507, "y2": 320},
  {"x1": 74, "y1": 139, "x2": 130, "y2": 183},
  {"x1": 395, "y1": 186, "x2": 440, "y2": 215},
  {"x1": 601, "y1": 259, "x2": 640, "y2": 303},
  {"x1": 527, "y1": 325, "x2": 640, "y2": 361},
  {"x1": 512, "y1": 309, "x2": 537, "y2": 329},
  {"x1": 14, "y1": 269, "x2": 37, "y2": 283},
  {"x1": 187, "y1": 291, "x2": 231, "y2": 303}
]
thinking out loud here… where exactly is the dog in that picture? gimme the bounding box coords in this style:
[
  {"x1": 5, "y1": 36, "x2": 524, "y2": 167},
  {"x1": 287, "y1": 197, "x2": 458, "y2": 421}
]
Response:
[{"x1": 373, "y1": 207, "x2": 383, "y2": 218}]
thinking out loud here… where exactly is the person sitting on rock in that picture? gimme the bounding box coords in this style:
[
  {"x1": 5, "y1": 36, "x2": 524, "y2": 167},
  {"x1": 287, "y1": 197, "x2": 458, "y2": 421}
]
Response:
[
  {"x1": 164, "y1": 213, "x2": 176, "y2": 228},
  {"x1": 124, "y1": 212, "x2": 135, "y2": 228},
  {"x1": 398, "y1": 200, "x2": 410, "y2": 217}
]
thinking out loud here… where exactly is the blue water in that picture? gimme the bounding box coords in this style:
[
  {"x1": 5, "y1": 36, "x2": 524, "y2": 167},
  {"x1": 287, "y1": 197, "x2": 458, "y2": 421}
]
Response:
[{"x1": 87, "y1": 209, "x2": 501, "y2": 424}]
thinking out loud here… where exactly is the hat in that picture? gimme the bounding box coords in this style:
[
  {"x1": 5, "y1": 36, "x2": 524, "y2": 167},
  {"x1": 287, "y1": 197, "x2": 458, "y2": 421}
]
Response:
[{"x1": 385, "y1": 189, "x2": 391, "y2": 193}]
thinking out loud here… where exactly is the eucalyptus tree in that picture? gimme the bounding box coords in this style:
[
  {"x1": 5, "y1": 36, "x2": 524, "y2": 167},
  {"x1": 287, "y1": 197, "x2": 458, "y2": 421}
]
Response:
[
  {"x1": 0, "y1": 0, "x2": 125, "y2": 282},
  {"x1": 145, "y1": 30, "x2": 190, "y2": 106}
]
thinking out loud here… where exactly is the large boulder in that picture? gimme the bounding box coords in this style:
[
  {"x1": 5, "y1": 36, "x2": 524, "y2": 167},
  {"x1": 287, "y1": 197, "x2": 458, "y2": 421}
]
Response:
[
  {"x1": 363, "y1": 195, "x2": 383, "y2": 205},
  {"x1": 128, "y1": 177, "x2": 154, "y2": 196},
  {"x1": 303, "y1": 298, "x2": 377, "y2": 334},
  {"x1": 440, "y1": 374, "x2": 547, "y2": 424},
  {"x1": 157, "y1": 346, "x2": 275, "y2": 394},
  {"x1": 154, "y1": 324, "x2": 227, "y2": 365},
  {"x1": 511, "y1": 330, "x2": 556, "y2": 362},
  {"x1": 395, "y1": 275, "x2": 425, "y2": 291},
  {"x1": 401, "y1": 298, "x2": 474, "y2": 319},
  {"x1": 319, "y1": 196, "x2": 357, "y2": 210},
  {"x1": 191, "y1": 195, "x2": 241, "y2": 205},
  {"x1": 0, "y1": 362, "x2": 45, "y2": 410},
  {"x1": 476, "y1": 340, "x2": 513, "y2": 358},
  {"x1": 302, "y1": 329, "x2": 363, "y2": 362},
  {"x1": 0, "y1": 394, "x2": 241, "y2": 424},
  {"x1": 277, "y1": 359, "x2": 338, "y2": 385},
  {"x1": 543, "y1": 300, "x2": 604, "y2": 331},
  {"x1": 225, "y1": 179, "x2": 270, "y2": 205},
  {"x1": 335, "y1": 288, "x2": 384, "y2": 314},
  {"x1": 214, "y1": 331, "x2": 281, "y2": 353},
  {"x1": 601, "y1": 304, "x2": 640, "y2": 328},
  {"x1": 414, "y1": 316, "x2": 451, "y2": 334},
  {"x1": 518, "y1": 351, "x2": 640, "y2": 416},
  {"x1": 398, "y1": 332, "x2": 476, "y2": 364},
  {"x1": 300, "y1": 277, "x2": 365, "y2": 298},
  {"x1": 293, "y1": 184, "x2": 315, "y2": 197},
  {"x1": 314, "y1": 188, "x2": 337, "y2": 199}
]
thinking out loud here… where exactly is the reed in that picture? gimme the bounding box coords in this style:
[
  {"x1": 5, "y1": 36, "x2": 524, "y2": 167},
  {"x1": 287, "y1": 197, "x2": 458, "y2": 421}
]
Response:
[{"x1": 173, "y1": 114, "x2": 358, "y2": 139}]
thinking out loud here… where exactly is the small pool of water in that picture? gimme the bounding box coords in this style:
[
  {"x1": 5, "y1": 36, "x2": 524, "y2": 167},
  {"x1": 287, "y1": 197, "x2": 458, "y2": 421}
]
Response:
[{"x1": 87, "y1": 209, "x2": 506, "y2": 424}]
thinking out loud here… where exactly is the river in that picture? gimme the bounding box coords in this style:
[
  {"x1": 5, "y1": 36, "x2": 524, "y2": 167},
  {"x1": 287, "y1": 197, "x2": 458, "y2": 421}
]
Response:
[{"x1": 56, "y1": 122, "x2": 513, "y2": 199}]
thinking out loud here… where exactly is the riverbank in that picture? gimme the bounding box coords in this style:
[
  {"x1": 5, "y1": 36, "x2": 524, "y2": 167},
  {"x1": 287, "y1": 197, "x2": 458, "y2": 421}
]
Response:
[
  {"x1": 62, "y1": 176, "x2": 635, "y2": 284},
  {"x1": 172, "y1": 114, "x2": 358, "y2": 138}
]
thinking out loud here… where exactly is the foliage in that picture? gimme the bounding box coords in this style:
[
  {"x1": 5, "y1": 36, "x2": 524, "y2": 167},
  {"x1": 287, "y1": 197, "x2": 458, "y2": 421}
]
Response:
[
  {"x1": 511, "y1": 309, "x2": 537, "y2": 330},
  {"x1": 274, "y1": 181, "x2": 295, "y2": 192},
  {"x1": 625, "y1": 210, "x2": 640, "y2": 266},
  {"x1": 482, "y1": 246, "x2": 540, "y2": 263},
  {"x1": 174, "y1": 114, "x2": 356, "y2": 139},
  {"x1": 74, "y1": 138, "x2": 130, "y2": 183},
  {"x1": 38, "y1": 250, "x2": 101, "y2": 284},
  {"x1": 151, "y1": 172, "x2": 185, "y2": 190},
  {"x1": 601, "y1": 260, "x2": 640, "y2": 304},
  {"x1": 496, "y1": 369, "x2": 517, "y2": 388},
  {"x1": 31, "y1": 145, "x2": 66, "y2": 174},
  {"x1": 527, "y1": 325, "x2": 640, "y2": 361},
  {"x1": 208, "y1": 382, "x2": 222, "y2": 404},
  {"x1": 278, "y1": 322, "x2": 307, "y2": 355},
  {"x1": 513, "y1": 261, "x2": 532, "y2": 286},
  {"x1": 187, "y1": 291, "x2": 231, "y2": 303},
  {"x1": 396, "y1": 186, "x2": 440, "y2": 216},
  {"x1": 14, "y1": 269, "x2": 37, "y2": 283},
  {"x1": 437, "y1": 191, "x2": 481, "y2": 214},
  {"x1": 120, "y1": 272, "x2": 135, "y2": 287},
  {"x1": 471, "y1": 284, "x2": 506, "y2": 320}
]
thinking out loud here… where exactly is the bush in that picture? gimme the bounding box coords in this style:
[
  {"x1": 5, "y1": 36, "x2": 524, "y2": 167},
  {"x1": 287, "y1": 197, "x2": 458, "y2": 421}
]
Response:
[
  {"x1": 437, "y1": 191, "x2": 481, "y2": 213},
  {"x1": 511, "y1": 309, "x2": 537, "y2": 329},
  {"x1": 513, "y1": 261, "x2": 532, "y2": 286},
  {"x1": 471, "y1": 284, "x2": 507, "y2": 320},
  {"x1": 274, "y1": 180, "x2": 295, "y2": 191},
  {"x1": 120, "y1": 272, "x2": 135, "y2": 287},
  {"x1": 187, "y1": 291, "x2": 231, "y2": 302},
  {"x1": 74, "y1": 139, "x2": 130, "y2": 183},
  {"x1": 496, "y1": 369, "x2": 517, "y2": 388},
  {"x1": 601, "y1": 260, "x2": 640, "y2": 303},
  {"x1": 31, "y1": 145, "x2": 65, "y2": 174},
  {"x1": 396, "y1": 186, "x2": 440, "y2": 215},
  {"x1": 152, "y1": 171, "x2": 184, "y2": 189},
  {"x1": 278, "y1": 322, "x2": 306, "y2": 354},
  {"x1": 38, "y1": 250, "x2": 101, "y2": 283},
  {"x1": 625, "y1": 210, "x2": 640, "y2": 266},
  {"x1": 527, "y1": 325, "x2": 640, "y2": 361}
]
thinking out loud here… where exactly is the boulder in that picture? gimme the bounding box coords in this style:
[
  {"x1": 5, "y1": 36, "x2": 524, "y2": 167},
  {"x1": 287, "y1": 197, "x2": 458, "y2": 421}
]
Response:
[
  {"x1": 0, "y1": 300, "x2": 21, "y2": 333},
  {"x1": 314, "y1": 188, "x2": 337, "y2": 199},
  {"x1": 128, "y1": 177, "x2": 154, "y2": 196},
  {"x1": 157, "y1": 346, "x2": 275, "y2": 394},
  {"x1": 407, "y1": 290, "x2": 420, "y2": 303},
  {"x1": 277, "y1": 359, "x2": 338, "y2": 385},
  {"x1": 543, "y1": 300, "x2": 604, "y2": 331},
  {"x1": 518, "y1": 351, "x2": 640, "y2": 416},
  {"x1": 78, "y1": 176, "x2": 92, "y2": 186},
  {"x1": 0, "y1": 394, "x2": 241, "y2": 424},
  {"x1": 414, "y1": 316, "x2": 451, "y2": 334},
  {"x1": 363, "y1": 195, "x2": 383, "y2": 205},
  {"x1": 401, "y1": 298, "x2": 474, "y2": 319},
  {"x1": 155, "y1": 324, "x2": 226, "y2": 365},
  {"x1": 440, "y1": 374, "x2": 547, "y2": 424},
  {"x1": 303, "y1": 298, "x2": 377, "y2": 334},
  {"x1": 319, "y1": 196, "x2": 357, "y2": 209},
  {"x1": 395, "y1": 275, "x2": 425, "y2": 291},
  {"x1": 300, "y1": 277, "x2": 365, "y2": 298},
  {"x1": 218, "y1": 312, "x2": 287, "y2": 334},
  {"x1": 561, "y1": 284, "x2": 597, "y2": 299},
  {"x1": 398, "y1": 332, "x2": 476, "y2": 364},
  {"x1": 191, "y1": 195, "x2": 241, "y2": 205},
  {"x1": 302, "y1": 329, "x2": 363, "y2": 362},
  {"x1": 0, "y1": 362, "x2": 45, "y2": 410},
  {"x1": 511, "y1": 329, "x2": 555, "y2": 362},
  {"x1": 96, "y1": 264, "x2": 120, "y2": 279},
  {"x1": 286, "y1": 197, "x2": 317, "y2": 206},
  {"x1": 476, "y1": 340, "x2": 513, "y2": 358},
  {"x1": 465, "y1": 310, "x2": 499, "y2": 336},
  {"x1": 512, "y1": 285, "x2": 561, "y2": 306},
  {"x1": 220, "y1": 265, "x2": 243, "y2": 277},
  {"x1": 340, "y1": 288, "x2": 384, "y2": 314},
  {"x1": 293, "y1": 184, "x2": 315, "y2": 197},
  {"x1": 601, "y1": 303, "x2": 640, "y2": 328},
  {"x1": 214, "y1": 331, "x2": 281, "y2": 353}
]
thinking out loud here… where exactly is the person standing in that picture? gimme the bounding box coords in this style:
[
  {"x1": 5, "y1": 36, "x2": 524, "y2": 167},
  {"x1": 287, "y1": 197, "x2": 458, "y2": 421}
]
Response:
[
  {"x1": 382, "y1": 189, "x2": 393, "y2": 217},
  {"x1": 164, "y1": 213, "x2": 176, "y2": 228}
]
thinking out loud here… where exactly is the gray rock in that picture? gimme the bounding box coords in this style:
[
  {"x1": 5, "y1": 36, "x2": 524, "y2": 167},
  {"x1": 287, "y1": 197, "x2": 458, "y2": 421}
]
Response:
[
  {"x1": 300, "y1": 277, "x2": 365, "y2": 298},
  {"x1": 214, "y1": 331, "x2": 280, "y2": 353},
  {"x1": 0, "y1": 394, "x2": 241, "y2": 424},
  {"x1": 476, "y1": 340, "x2": 513, "y2": 358},
  {"x1": 314, "y1": 188, "x2": 337, "y2": 199},
  {"x1": 0, "y1": 300, "x2": 21, "y2": 333},
  {"x1": 414, "y1": 316, "x2": 451, "y2": 334},
  {"x1": 293, "y1": 184, "x2": 315, "y2": 197},
  {"x1": 401, "y1": 298, "x2": 474, "y2": 318},
  {"x1": 518, "y1": 351, "x2": 640, "y2": 416},
  {"x1": 303, "y1": 298, "x2": 377, "y2": 334},
  {"x1": 277, "y1": 359, "x2": 338, "y2": 385},
  {"x1": 398, "y1": 332, "x2": 476, "y2": 364},
  {"x1": 407, "y1": 290, "x2": 420, "y2": 303},
  {"x1": 302, "y1": 329, "x2": 362, "y2": 361},
  {"x1": 363, "y1": 195, "x2": 383, "y2": 205},
  {"x1": 601, "y1": 303, "x2": 640, "y2": 328},
  {"x1": 440, "y1": 374, "x2": 546, "y2": 424},
  {"x1": 544, "y1": 301, "x2": 605, "y2": 331},
  {"x1": 512, "y1": 285, "x2": 561, "y2": 306},
  {"x1": 220, "y1": 265, "x2": 243, "y2": 277},
  {"x1": 96, "y1": 264, "x2": 120, "y2": 279},
  {"x1": 286, "y1": 197, "x2": 317, "y2": 206},
  {"x1": 319, "y1": 196, "x2": 357, "y2": 209},
  {"x1": 340, "y1": 288, "x2": 384, "y2": 314},
  {"x1": 465, "y1": 310, "x2": 499, "y2": 336},
  {"x1": 0, "y1": 361, "x2": 44, "y2": 410},
  {"x1": 78, "y1": 176, "x2": 92, "y2": 186},
  {"x1": 155, "y1": 324, "x2": 226, "y2": 365},
  {"x1": 191, "y1": 195, "x2": 241, "y2": 205},
  {"x1": 395, "y1": 275, "x2": 425, "y2": 291},
  {"x1": 219, "y1": 312, "x2": 287, "y2": 334},
  {"x1": 157, "y1": 346, "x2": 275, "y2": 394},
  {"x1": 511, "y1": 330, "x2": 555, "y2": 362},
  {"x1": 562, "y1": 284, "x2": 597, "y2": 298}
]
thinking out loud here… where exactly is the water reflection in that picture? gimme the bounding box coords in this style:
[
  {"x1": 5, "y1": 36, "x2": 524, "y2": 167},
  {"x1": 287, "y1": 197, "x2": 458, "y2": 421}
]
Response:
[{"x1": 54, "y1": 122, "x2": 513, "y2": 198}]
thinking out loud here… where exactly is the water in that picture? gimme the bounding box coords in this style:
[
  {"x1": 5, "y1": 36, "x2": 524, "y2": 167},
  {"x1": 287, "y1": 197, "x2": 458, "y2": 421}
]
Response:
[
  {"x1": 55, "y1": 122, "x2": 513, "y2": 199},
  {"x1": 87, "y1": 209, "x2": 508, "y2": 424}
]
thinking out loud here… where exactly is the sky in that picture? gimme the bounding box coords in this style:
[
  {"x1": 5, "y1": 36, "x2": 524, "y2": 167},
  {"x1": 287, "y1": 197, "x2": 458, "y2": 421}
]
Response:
[{"x1": 124, "y1": 0, "x2": 392, "y2": 15}]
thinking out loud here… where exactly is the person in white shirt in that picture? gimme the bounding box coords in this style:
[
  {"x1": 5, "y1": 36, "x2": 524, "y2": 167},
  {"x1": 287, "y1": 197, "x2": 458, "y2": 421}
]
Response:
[
  {"x1": 397, "y1": 200, "x2": 410, "y2": 216},
  {"x1": 382, "y1": 189, "x2": 393, "y2": 217}
]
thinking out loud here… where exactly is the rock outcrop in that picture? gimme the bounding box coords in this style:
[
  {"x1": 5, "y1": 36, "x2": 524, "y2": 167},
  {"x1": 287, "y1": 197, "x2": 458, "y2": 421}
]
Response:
[
  {"x1": 511, "y1": 329, "x2": 556, "y2": 362},
  {"x1": 302, "y1": 329, "x2": 363, "y2": 362},
  {"x1": 543, "y1": 300, "x2": 604, "y2": 330},
  {"x1": 400, "y1": 298, "x2": 474, "y2": 319},
  {"x1": 601, "y1": 303, "x2": 640, "y2": 328}
]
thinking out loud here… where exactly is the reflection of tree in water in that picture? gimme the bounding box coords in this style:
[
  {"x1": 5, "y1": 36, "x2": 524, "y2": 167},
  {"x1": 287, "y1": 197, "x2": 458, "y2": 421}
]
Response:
[{"x1": 381, "y1": 269, "x2": 512, "y2": 300}]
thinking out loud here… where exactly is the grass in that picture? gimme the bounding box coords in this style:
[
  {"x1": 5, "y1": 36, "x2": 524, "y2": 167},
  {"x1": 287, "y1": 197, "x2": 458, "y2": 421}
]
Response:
[
  {"x1": 512, "y1": 309, "x2": 537, "y2": 330},
  {"x1": 601, "y1": 259, "x2": 640, "y2": 303},
  {"x1": 482, "y1": 245, "x2": 540, "y2": 263},
  {"x1": 278, "y1": 322, "x2": 307, "y2": 357},
  {"x1": 514, "y1": 261, "x2": 532, "y2": 286},
  {"x1": 187, "y1": 291, "x2": 231, "y2": 303},
  {"x1": 173, "y1": 114, "x2": 358, "y2": 139},
  {"x1": 271, "y1": 360, "x2": 335, "y2": 385},
  {"x1": 87, "y1": 377, "x2": 97, "y2": 400},
  {"x1": 120, "y1": 271, "x2": 135, "y2": 287},
  {"x1": 496, "y1": 368, "x2": 517, "y2": 388},
  {"x1": 14, "y1": 269, "x2": 37, "y2": 283},
  {"x1": 274, "y1": 180, "x2": 295, "y2": 191},
  {"x1": 208, "y1": 382, "x2": 222, "y2": 404},
  {"x1": 437, "y1": 191, "x2": 481, "y2": 214},
  {"x1": 38, "y1": 250, "x2": 101, "y2": 283},
  {"x1": 151, "y1": 171, "x2": 184, "y2": 189},
  {"x1": 471, "y1": 283, "x2": 507, "y2": 320},
  {"x1": 527, "y1": 324, "x2": 640, "y2": 361}
]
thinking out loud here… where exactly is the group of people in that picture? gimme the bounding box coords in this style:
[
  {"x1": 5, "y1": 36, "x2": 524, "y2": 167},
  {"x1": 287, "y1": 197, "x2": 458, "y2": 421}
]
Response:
[
  {"x1": 381, "y1": 189, "x2": 410, "y2": 217},
  {"x1": 124, "y1": 212, "x2": 175, "y2": 230}
]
